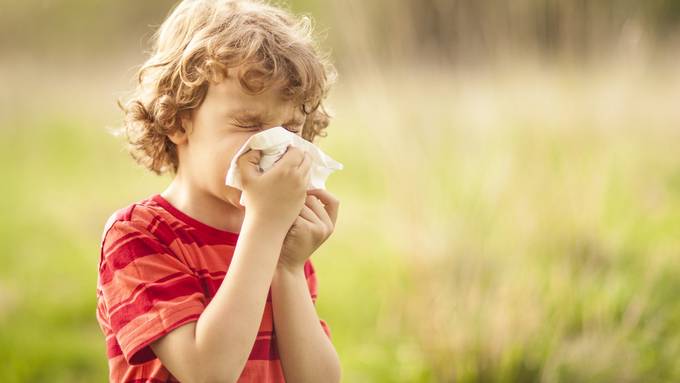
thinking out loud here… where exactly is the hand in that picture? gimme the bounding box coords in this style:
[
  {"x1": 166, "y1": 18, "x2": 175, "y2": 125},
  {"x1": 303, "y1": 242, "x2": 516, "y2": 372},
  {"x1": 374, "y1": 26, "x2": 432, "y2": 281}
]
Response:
[
  {"x1": 237, "y1": 146, "x2": 312, "y2": 231},
  {"x1": 278, "y1": 189, "x2": 340, "y2": 271}
]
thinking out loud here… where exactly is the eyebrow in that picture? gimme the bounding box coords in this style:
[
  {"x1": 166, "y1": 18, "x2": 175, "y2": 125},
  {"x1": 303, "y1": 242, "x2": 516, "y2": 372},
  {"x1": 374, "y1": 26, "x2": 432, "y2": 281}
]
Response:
[{"x1": 230, "y1": 109, "x2": 305, "y2": 127}]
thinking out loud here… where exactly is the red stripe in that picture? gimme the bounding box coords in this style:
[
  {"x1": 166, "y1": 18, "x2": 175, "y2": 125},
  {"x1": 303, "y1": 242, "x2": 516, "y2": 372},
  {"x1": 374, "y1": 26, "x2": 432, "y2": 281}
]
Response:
[
  {"x1": 146, "y1": 214, "x2": 162, "y2": 233},
  {"x1": 156, "y1": 219, "x2": 237, "y2": 247},
  {"x1": 101, "y1": 236, "x2": 170, "y2": 285},
  {"x1": 249, "y1": 337, "x2": 279, "y2": 360},
  {"x1": 108, "y1": 270, "x2": 226, "y2": 315},
  {"x1": 151, "y1": 195, "x2": 240, "y2": 244},
  {"x1": 110, "y1": 275, "x2": 204, "y2": 331},
  {"x1": 174, "y1": 225, "x2": 236, "y2": 247},
  {"x1": 194, "y1": 269, "x2": 227, "y2": 278},
  {"x1": 107, "y1": 336, "x2": 123, "y2": 358},
  {"x1": 99, "y1": 232, "x2": 139, "y2": 281},
  {"x1": 99, "y1": 231, "x2": 141, "y2": 272},
  {"x1": 107, "y1": 272, "x2": 189, "y2": 313},
  {"x1": 149, "y1": 217, "x2": 180, "y2": 246}
]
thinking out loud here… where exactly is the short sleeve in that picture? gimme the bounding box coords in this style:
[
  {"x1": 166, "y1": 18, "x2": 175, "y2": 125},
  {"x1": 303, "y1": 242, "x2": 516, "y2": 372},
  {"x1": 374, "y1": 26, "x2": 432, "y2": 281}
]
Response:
[
  {"x1": 99, "y1": 219, "x2": 207, "y2": 365},
  {"x1": 304, "y1": 260, "x2": 332, "y2": 339}
]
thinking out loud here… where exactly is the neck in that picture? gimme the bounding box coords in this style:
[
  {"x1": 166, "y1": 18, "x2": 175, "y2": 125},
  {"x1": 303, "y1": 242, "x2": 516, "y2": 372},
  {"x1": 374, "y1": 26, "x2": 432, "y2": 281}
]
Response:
[{"x1": 160, "y1": 169, "x2": 245, "y2": 234}]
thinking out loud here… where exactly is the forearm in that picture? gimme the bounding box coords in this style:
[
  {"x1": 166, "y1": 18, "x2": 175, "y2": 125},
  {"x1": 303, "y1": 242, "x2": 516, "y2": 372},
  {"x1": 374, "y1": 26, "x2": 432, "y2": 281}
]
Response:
[
  {"x1": 270, "y1": 265, "x2": 341, "y2": 383},
  {"x1": 194, "y1": 213, "x2": 287, "y2": 381}
]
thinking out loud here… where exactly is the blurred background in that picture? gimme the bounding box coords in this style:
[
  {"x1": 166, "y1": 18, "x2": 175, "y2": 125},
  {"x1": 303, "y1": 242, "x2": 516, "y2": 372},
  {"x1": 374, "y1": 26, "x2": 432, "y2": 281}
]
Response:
[{"x1": 1, "y1": 0, "x2": 679, "y2": 382}]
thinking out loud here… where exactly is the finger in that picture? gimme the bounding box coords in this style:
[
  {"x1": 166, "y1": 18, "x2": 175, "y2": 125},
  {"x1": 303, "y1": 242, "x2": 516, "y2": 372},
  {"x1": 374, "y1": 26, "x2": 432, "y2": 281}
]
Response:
[
  {"x1": 299, "y1": 152, "x2": 312, "y2": 184},
  {"x1": 272, "y1": 146, "x2": 304, "y2": 169},
  {"x1": 298, "y1": 151, "x2": 311, "y2": 170},
  {"x1": 236, "y1": 149, "x2": 262, "y2": 179},
  {"x1": 299, "y1": 202, "x2": 318, "y2": 222},
  {"x1": 236, "y1": 149, "x2": 261, "y2": 167},
  {"x1": 306, "y1": 189, "x2": 339, "y2": 226},
  {"x1": 307, "y1": 194, "x2": 333, "y2": 229},
  {"x1": 294, "y1": 213, "x2": 315, "y2": 227}
]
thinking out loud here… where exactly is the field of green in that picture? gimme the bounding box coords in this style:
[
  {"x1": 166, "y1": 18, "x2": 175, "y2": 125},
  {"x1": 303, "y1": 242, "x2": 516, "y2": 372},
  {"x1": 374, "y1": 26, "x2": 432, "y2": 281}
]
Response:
[{"x1": 1, "y1": 55, "x2": 679, "y2": 382}]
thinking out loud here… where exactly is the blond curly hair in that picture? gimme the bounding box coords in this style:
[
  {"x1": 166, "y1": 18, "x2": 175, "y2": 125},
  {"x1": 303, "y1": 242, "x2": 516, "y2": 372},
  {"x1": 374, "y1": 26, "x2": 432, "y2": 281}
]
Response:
[{"x1": 118, "y1": 0, "x2": 337, "y2": 175}]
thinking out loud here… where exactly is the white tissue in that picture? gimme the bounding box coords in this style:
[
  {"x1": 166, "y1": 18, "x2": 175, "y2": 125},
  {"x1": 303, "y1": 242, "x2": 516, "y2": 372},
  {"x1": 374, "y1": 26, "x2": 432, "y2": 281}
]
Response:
[{"x1": 225, "y1": 127, "x2": 343, "y2": 206}]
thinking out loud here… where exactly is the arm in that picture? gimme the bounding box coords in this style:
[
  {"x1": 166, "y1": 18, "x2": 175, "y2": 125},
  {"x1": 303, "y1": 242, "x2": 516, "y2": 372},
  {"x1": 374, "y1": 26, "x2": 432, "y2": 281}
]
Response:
[
  {"x1": 150, "y1": 214, "x2": 287, "y2": 383},
  {"x1": 150, "y1": 147, "x2": 312, "y2": 383},
  {"x1": 271, "y1": 264, "x2": 341, "y2": 383}
]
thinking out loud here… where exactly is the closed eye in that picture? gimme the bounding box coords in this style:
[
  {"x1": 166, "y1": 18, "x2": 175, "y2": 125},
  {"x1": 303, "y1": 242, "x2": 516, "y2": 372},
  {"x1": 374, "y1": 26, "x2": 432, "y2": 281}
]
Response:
[
  {"x1": 235, "y1": 123, "x2": 262, "y2": 130},
  {"x1": 283, "y1": 124, "x2": 303, "y2": 133},
  {"x1": 235, "y1": 122, "x2": 300, "y2": 133},
  {"x1": 242, "y1": 125, "x2": 300, "y2": 133}
]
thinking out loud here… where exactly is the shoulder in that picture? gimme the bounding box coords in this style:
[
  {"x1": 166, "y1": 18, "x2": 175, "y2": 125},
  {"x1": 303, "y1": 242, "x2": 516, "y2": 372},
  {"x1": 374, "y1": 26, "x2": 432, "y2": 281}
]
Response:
[
  {"x1": 103, "y1": 195, "x2": 171, "y2": 235},
  {"x1": 99, "y1": 195, "x2": 172, "y2": 254},
  {"x1": 97, "y1": 196, "x2": 186, "y2": 283}
]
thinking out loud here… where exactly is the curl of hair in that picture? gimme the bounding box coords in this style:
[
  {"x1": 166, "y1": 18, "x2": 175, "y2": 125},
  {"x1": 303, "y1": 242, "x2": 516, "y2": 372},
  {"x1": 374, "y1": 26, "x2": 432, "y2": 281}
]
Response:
[{"x1": 116, "y1": 0, "x2": 337, "y2": 175}]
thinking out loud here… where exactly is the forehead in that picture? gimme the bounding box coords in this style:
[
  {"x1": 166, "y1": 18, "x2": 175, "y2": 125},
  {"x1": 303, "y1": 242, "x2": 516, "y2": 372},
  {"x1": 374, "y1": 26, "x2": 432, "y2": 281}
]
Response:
[{"x1": 206, "y1": 74, "x2": 304, "y2": 124}]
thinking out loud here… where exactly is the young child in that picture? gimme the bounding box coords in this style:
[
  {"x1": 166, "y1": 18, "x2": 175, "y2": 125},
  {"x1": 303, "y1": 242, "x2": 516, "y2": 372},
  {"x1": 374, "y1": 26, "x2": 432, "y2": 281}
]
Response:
[{"x1": 95, "y1": 1, "x2": 341, "y2": 382}]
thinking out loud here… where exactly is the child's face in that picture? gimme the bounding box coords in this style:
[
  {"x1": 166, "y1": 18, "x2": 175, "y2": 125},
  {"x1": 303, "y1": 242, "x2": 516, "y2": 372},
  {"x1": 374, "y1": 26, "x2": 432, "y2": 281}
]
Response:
[{"x1": 173, "y1": 72, "x2": 306, "y2": 209}]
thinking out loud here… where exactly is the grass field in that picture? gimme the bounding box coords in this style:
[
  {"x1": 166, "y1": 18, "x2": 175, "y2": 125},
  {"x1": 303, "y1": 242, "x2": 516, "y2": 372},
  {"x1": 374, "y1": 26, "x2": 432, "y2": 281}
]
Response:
[{"x1": 1, "y1": 59, "x2": 679, "y2": 382}]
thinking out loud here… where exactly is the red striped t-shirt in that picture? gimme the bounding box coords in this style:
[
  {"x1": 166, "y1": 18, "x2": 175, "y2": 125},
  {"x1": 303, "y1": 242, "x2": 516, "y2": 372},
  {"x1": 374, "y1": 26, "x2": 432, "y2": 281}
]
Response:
[{"x1": 95, "y1": 194, "x2": 330, "y2": 382}]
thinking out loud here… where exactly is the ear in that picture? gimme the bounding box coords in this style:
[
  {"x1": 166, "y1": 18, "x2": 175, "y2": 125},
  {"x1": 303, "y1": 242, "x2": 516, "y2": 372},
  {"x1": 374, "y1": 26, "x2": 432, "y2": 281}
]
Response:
[{"x1": 168, "y1": 112, "x2": 192, "y2": 145}]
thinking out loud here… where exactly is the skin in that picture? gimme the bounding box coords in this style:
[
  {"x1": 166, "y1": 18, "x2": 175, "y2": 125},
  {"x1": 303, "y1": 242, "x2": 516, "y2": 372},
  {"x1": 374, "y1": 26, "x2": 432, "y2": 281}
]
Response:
[{"x1": 148, "y1": 70, "x2": 341, "y2": 383}]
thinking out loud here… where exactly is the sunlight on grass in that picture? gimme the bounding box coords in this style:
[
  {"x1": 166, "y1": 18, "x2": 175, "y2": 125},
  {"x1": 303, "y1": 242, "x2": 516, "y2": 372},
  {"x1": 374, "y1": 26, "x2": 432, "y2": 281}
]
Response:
[{"x1": 1, "y1": 60, "x2": 679, "y2": 382}]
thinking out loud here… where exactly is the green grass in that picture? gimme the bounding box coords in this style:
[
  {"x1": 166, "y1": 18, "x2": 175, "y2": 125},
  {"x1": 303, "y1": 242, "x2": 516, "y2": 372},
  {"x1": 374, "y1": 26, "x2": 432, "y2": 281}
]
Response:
[{"x1": 1, "y1": 63, "x2": 679, "y2": 382}]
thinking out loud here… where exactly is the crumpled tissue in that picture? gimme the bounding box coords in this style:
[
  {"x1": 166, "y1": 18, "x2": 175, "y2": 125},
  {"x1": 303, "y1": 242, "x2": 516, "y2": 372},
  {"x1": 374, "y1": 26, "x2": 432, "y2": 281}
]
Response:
[{"x1": 225, "y1": 126, "x2": 343, "y2": 205}]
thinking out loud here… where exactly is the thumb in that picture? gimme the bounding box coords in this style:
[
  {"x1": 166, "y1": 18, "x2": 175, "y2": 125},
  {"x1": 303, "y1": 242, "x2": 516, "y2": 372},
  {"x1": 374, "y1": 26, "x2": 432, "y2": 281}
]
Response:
[{"x1": 237, "y1": 149, "x2": 262, "y2": 183}]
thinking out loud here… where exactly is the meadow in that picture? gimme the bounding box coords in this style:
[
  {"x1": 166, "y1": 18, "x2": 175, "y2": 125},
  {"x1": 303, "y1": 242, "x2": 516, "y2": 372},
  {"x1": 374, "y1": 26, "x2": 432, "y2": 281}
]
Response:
[{"x1": 1, "y1": 52, "x2": 679, "y2": 382}]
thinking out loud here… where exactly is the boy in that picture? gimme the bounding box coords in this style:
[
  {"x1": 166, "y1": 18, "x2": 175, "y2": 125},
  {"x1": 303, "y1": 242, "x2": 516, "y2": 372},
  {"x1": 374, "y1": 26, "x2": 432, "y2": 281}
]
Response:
[{"x1": 95, "y1": 0, "x2": 342, "y2": 382}]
